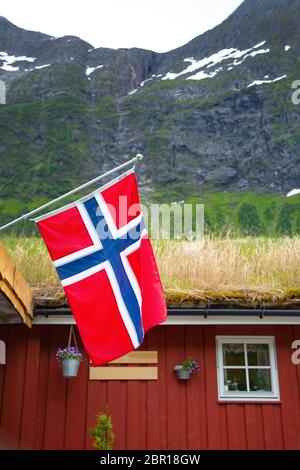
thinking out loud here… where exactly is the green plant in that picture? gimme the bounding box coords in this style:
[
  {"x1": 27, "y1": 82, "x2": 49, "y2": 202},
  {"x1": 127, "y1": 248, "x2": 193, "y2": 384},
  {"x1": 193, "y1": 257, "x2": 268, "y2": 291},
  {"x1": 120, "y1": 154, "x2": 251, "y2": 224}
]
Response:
[
  {"x1": 89, "y1": 408, "x2": 115, "y2": 450},
  {"x1": 227, "y1": 376, "x2": 239, "y2": 391},
  {"x1": 182, "y1": 357, "x2": 199, "y2": 374}
]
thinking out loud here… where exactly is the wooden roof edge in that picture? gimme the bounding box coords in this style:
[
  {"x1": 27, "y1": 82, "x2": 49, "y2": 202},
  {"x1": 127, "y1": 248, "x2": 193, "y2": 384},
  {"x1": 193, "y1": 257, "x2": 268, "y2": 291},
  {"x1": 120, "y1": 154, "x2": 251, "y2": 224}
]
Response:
[{"x1": 0, "y1": 242, "x2": 33, "y2": 326}]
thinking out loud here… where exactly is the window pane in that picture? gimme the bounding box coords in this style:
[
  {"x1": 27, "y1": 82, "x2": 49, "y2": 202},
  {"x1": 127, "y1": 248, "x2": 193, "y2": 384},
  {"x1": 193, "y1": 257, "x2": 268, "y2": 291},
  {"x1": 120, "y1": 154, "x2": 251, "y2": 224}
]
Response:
[
  {"x1": 249, "y1": 369, "x2": 272, "y2": 392},
  {"x1": 223, "y1": 344, "x2": 245, "y2": 366},
  {"x1": 247, "y1": 344, "x2": 270, "y2": 366},
  {"x1": 224, "y1": 369, "x2": 247, "y2": 391}
]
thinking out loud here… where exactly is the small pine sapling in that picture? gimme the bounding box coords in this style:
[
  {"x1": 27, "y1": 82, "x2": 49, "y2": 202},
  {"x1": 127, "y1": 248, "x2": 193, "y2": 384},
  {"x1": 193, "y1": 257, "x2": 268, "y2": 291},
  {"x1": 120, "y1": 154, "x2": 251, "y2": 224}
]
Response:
[{"x1": 89, "y1": 408, "x2": 115, "y2": 450}]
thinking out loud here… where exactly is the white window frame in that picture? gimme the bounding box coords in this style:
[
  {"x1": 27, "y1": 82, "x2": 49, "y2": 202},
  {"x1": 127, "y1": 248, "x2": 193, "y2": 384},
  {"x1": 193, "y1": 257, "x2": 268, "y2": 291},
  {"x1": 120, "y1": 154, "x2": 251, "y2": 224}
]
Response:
[{"x1": 216, "y1": 336, "x2": 280, "y2": 402}]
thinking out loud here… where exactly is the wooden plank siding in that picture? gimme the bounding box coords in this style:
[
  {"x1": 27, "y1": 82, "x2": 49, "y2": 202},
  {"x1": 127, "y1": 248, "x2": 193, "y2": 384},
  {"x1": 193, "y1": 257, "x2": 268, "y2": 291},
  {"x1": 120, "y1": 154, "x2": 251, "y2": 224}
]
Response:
[{"x1": 0, "y1": 323, "x2": 300, "y2": 450}]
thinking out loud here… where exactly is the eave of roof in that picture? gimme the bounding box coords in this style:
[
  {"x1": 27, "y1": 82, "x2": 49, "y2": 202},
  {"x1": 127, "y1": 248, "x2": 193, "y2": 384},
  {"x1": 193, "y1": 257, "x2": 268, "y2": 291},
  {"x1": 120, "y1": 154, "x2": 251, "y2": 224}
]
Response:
[
  {"x1": 0, "y1": 242, "x2": 33, "y2": 327},
  {"x1": 32, "y1": 306, "x2": 300, "y2": 326},
  {"x1": 33, "y1": 287, "x2": 300, "y2": 311}
]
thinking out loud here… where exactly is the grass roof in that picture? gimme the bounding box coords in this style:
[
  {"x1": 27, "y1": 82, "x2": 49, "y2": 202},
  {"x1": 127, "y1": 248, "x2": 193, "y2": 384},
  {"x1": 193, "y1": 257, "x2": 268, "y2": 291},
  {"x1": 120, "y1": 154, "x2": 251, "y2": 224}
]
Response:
[{"x1": 1, "y1": 236, "x2": 300, "y2": 309}]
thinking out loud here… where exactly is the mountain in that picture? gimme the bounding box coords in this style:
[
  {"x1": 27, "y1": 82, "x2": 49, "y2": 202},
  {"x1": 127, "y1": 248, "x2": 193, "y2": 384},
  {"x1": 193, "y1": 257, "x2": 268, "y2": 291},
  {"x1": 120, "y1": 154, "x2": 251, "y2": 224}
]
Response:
[{"x1": 0, "y1": 0, "x2": 300, "y2": 233}]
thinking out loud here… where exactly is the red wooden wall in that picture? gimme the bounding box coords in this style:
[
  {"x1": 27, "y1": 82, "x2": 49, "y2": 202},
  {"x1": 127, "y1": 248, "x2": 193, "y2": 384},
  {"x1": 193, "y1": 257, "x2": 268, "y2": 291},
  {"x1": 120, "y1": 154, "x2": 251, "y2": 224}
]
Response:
[{"x1": 0, "y1": 323, "x2": 300, "y2": 450}]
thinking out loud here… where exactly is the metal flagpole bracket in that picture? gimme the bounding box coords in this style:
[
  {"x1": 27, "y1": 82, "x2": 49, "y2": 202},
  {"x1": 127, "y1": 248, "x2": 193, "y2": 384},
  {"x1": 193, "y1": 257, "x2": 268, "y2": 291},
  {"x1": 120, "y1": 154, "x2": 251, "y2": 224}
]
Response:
[
  {"x1": 0, "y1": 154, "x2": 144, "y2": 232},
  {"x1": 132, "y1": 153, "x2": 143, "y2": 171}
]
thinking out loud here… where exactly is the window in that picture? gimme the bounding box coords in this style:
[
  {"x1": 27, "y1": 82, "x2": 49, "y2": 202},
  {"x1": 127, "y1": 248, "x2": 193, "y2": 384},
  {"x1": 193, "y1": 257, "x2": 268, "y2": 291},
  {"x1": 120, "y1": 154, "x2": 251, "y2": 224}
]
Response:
[{"x1": 216, "y1": 337, "x2": 280, "y2": 401}]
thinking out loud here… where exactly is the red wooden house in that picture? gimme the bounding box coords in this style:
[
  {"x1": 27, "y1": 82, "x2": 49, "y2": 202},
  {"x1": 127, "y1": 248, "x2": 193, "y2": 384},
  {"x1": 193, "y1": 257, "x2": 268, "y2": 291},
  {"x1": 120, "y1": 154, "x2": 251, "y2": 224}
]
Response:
[{"x1": 1, "y1": 243, "x2": 300, "y2": 450}]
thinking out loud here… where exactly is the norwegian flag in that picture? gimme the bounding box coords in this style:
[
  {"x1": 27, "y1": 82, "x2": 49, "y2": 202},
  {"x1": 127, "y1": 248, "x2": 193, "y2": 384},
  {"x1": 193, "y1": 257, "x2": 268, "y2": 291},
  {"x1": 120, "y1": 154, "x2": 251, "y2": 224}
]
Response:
[{"x1": 36, "y1": 170, "x2": 166, "y2": 365}]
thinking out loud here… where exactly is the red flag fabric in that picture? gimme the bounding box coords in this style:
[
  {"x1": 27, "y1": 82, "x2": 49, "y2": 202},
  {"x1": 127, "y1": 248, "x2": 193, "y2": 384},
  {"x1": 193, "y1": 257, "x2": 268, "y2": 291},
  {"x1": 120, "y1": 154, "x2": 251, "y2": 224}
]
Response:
[{"x1": 36, "y1": 171, "x2": 166, "y2": 365}]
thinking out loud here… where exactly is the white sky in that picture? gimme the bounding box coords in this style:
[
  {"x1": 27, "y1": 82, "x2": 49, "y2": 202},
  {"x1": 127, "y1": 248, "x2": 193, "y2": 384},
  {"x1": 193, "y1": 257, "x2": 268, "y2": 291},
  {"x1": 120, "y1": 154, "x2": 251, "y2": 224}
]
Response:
[{"x1": 0, "y1": 0, "x2": 244, "y2": 52}]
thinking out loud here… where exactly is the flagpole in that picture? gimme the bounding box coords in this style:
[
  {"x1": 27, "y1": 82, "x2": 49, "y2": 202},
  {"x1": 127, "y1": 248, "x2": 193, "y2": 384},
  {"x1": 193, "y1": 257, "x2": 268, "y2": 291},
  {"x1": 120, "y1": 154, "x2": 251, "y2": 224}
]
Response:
[{"x1": 0, "y1": 154, "x2": 143, "y2": 232}]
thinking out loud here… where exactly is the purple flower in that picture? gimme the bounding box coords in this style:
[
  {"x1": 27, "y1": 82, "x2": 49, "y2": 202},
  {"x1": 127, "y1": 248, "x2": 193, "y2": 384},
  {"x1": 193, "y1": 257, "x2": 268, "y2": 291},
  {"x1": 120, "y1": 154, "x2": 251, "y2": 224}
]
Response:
[
  {"x1": 56, "y1": 346, "x2": 83, "y2": 362},
  {"x1": 182, "y1": 357, "x2": 199, "y2": 374}
]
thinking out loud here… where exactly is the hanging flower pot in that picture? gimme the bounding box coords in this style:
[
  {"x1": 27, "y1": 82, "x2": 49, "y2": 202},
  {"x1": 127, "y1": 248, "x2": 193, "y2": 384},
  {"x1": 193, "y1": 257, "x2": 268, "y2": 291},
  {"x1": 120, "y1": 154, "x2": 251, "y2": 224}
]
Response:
[
  {"x1": 57, "y1": 347, "x2": 83, "y2": 378},
  {"x1": 174, "y1": 357, "x2": 199, "y2": 381},
  {"x1": 174, "y1": 365, "x2": 191, "y2": 380},
  {"x1": 56, "y1": 326, "x2": 83, "y2": 378},
  {"x1": 61, "y1": 358, "x2": 81, "y2": 378}
]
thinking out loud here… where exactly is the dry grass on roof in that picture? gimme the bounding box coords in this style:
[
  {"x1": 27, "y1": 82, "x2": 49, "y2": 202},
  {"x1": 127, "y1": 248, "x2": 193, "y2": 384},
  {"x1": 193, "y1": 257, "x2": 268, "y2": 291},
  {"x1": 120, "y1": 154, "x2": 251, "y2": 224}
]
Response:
[{"x1": 1, "y1": 235, "x2": 300, "y2": 307}]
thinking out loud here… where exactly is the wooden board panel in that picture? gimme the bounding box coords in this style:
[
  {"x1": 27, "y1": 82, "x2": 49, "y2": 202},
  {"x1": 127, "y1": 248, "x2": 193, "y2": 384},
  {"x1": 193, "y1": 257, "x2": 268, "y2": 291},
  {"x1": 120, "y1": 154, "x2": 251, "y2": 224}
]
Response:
[
  {"x1": 276, "y1": 325, "x2": 300, "y2": 449},
  {"x1": 185, "y1": 326, "x2": 206, "y2": 450},
  {"x1": 34, "y1": 325, "x2": 51, "y2": 450},
  {"x1": 107, "y1": 380, "x2": 126, "y2": 450},
  {"x1": 89, "y1": 366, "x2": 158, "y2": 381},
  {"x1": 64, "y1": 329, "x2": 89, "y2": 450},
  {"x1": 146, "y1": 329, "x2": 162, "y2": 449},
  {"x1": 20, "y1": 326, "x2": 41, "y2": 449},
  {"x1": 1, "y1": 325, "x2": 28, "y2": 449},
  {"x1": 43, "y1": 326, "x2": 68, "y2": 450},
  {"x1": 85, "y1": 369, "x2": 108, "y2": 449},
  {"x1": 204, "y1": 326, "x2": 223, "y2": 450},
  {"x1": 110, "y1": 351, "x2": 157, "y2": 364},
  {"x1": 165, "y1": 325, "x2": 187, "y2": 450}
]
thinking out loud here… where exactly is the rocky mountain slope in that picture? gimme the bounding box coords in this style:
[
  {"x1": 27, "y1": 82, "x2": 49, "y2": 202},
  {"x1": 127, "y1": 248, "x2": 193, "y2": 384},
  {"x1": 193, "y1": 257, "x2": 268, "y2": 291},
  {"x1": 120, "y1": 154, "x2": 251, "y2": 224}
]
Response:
[{"x1": 0, "y1": 0, "x2": 300, "y2": 230}]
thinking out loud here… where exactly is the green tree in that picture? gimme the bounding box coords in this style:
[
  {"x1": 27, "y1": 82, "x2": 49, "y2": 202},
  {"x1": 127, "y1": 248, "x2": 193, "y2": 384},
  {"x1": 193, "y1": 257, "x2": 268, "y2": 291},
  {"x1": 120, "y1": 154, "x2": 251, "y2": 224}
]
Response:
[
  {"x1": 237, "y1": 203, "x2": 263, "y2": 235},
  {"x1": 89, "y1": 409, "x2": 115, "y2": 450},
  {"x1": 276, "y1": 203, "x2": 294, "y2": 235}
]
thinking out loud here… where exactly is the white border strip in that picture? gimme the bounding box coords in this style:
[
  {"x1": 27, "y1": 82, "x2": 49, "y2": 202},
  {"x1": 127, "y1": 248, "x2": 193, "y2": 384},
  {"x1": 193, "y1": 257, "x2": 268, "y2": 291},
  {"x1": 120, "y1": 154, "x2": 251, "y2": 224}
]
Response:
[
  {"x1": 33, "y1": 314, "x2": 300, "y2": 325},
  {"x1": 94, "y1": 192, "x2": 119, "y2": 239},
  {"x1": 105, "y1": 263, "x2": 140, "y2": 348},
  {"x1": 54, "y1": 202, "x2": 103, "y2": 267},
  {"x1": 120, "y1": 234, "x2": 147, "y2": 310},
  {"x1": 118, "y1": 213, "x2": 143, "y2": 238},
  {"x1": 61, "y1": 260, "x2": 108, "y2": 287}
]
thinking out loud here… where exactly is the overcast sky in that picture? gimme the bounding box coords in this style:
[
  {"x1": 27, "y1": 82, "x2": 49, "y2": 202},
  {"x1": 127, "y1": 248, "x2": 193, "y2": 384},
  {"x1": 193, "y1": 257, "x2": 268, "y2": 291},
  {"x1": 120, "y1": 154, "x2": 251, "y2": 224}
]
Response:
[{"x1": 1, "y1": 0, "x2": 244, "y2": 52}]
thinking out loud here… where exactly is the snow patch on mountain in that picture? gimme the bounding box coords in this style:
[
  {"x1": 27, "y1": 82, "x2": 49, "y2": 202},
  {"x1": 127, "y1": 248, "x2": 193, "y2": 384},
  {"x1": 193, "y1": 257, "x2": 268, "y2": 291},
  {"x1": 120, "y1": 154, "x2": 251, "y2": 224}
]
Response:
[
  {"x1": 162, "y1": 49, "x2": 237, "y2": 80},
  {"x1": 128, "y1": 75, "x2": 158, "y2": 95},
  {"x1": 247, "y1": 75, "x2": 287, "y2": 88},
  {"x1": 128, "y1": 88, "x2": 138, "y2": 95},
  {"x1": 24, "y1": 64, "x2": 51, "y2": 72},
  {"x1": 287, "y1": 189, "x2": 300, "y2": 197},
  {"x1": 85, "y1": 65, "x2": 104, "y2": 76},
  {"x1": 162, "y1": 41, "x2": 269, "y2": 81},
  {"x1": 253, "y1": 41, "x2": 266, "y2": 49},
  {"x1": 34, "y1": 64, "x2": 51, "y2": 70},
  {"x1": 140, "y1": 77, "x2": 154, "y2": 87},
  {"x1": 187, "y1": 67, "x2": 223, "y2": 81},
  {"x1": 0, "y1": 51, "x2": 36, "y2": 71},
  {"x1": 232, "y1": 48, "x2": 270, "y2": 66}
]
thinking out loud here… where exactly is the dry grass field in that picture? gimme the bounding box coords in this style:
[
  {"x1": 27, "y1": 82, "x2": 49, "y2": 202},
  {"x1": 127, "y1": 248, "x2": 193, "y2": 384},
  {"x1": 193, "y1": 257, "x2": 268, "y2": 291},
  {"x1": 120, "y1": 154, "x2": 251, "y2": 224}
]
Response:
[{"x1": 2, "y1": 235, "x2": 300, "y2": 306}]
